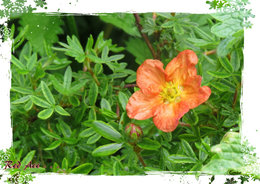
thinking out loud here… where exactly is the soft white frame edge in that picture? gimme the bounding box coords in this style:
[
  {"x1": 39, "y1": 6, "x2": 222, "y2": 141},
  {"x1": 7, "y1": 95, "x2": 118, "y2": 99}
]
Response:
[{"x1": 1, "y1": 0, "x2": 260, "y2": 183}]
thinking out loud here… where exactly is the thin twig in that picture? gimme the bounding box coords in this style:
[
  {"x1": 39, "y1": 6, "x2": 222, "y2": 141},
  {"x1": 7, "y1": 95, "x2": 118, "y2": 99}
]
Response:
[
  {"x1": 116, "y1": 103, "x2": 120, "y2": 118},
  {"x1": 113, "y1": 84, "x2": 137, "y2": 88},
  {"x1": 179, "y1": 121, "x2": 218, "y2": 129},
  {"x1": 203, "y1": 49, "x2": 216, "y2": 56},
  {"x1": 84, "y1": 59, "x2": 100, "y2": 86},
  {"x1": 133, "y1": 13, "x2": 157, "y2": 59},
  {"x1": 179, "y1": 122, "x2": 191, "y2": 127},
  {"x1": 133, "y1": 144, "x2": 146, "y2": 167},
  {"x1": 232, "y1": 87, "x2": 238, "y2": 109},
  {"x1": 124, "y1": 84, "x2": 137, "y2": 88}
]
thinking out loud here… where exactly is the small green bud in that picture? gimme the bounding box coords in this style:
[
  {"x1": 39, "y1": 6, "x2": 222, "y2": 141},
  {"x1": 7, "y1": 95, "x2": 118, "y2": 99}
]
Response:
[{"x1": 125, "y1": 123, "x2": 143, "y2": 142}]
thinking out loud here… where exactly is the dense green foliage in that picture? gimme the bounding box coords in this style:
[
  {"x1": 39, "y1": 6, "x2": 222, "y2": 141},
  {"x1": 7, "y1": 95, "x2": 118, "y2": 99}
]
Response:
[{"x1": 7, "y1": 12, "x2": 247, "y2": 177}]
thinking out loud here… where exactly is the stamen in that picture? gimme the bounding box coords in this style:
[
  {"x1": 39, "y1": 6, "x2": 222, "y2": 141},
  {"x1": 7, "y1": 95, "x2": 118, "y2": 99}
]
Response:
[{"x1": 160, "y1": 81, "x2": 183, "y2": 104}]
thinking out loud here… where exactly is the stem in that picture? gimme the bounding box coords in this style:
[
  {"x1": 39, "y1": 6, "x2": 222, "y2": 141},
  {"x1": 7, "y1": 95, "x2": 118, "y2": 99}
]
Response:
[
  {"x1": 204, "y1": 49, "x2": 216, "y2": 56},
  {"x1": 84, "y1": 59, "x2": 100, "y2": 86},
  {"x1": 113, "y1": 84, "x2": 137, "y2": 89},
  {"x1": 116, "y1": 103, "x2": 120, "y2": 118},
  {"x1": 232, "y1": 86, "x2": 239, "y2": 109},
  {"x1": 133, "y1": 144, "x2": 146, "y2": 167},
  {"x1": 133, "y1": 13, "x2": 157, "y2": 59},
  {"x1": 124, "y1": 84, "x2": 137, "y2": 88},
  {"x1": 48, "y1": 121, "x2": 53, "y2": 132},
  {"x1": 179, "y1": 122, "x2": 191, "y2": 127},
  {"x1": 179, "y1": 121, "x2": 218, "y2": 129}
]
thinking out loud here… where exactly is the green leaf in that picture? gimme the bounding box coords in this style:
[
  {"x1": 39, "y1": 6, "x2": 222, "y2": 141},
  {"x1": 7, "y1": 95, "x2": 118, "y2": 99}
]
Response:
[
  {"x1": 31, "y1": 95, "x2": 51, "y2": 108},
  {"x1": 63, "y1": 137, "x2": 78, "y2": 145},
  {"x1": 125, "y1": 74, "x2": 136, "y2": 83},
  {"x1": 85, "y1": 34, "x2": 94, "y2": 52},
  {"x1": 207, "y1": 71, "x2": 232, "y2": 78},
  {"x1": 210, "y1": 13, "x2": 243, "y2": 38},
  {"x1": 101, "y1": 46, "x2": 109, "y2": 59},
  {"x1": 71, "y1": 163, "x2": 93, "y2": 174},
  {"x1": 62, "y1": 158, "x2": 68, "y2": 170},
  {"x1": 156, "y1": 13, "x2": 173, "y2": 19},
  {"x1": 193, "y1": 26, "x2": 214, "y2": 41},
  {"x1": 11, "y1": 55, "x2": 26, "y2": 71},
  {"x1": 92, "y1": 143, "x2": 123, "y2": 157},
  {"x1": 20, "y1": 150, "x2": 36, "y2": 170},
  {"x1": 49, "y1": 75, "x2": 65, "y2": 95},
  {"x1": 230, "y1": 49, "x2": 241, "y2": 72},
  {"x1": 217, "y1": 36, "x2": 235, "y2": 57},
  {"x1": 201, "y1": 132, "x2": 250, "y2": 175},
  {"x1": 26, "y1": 53, "x2": 37, "y2": 71},
  {"x1": 92, "y1": 121, "x2": 122, "y2": 142},
  {"x1": 63, "y1": 66, "x2": 72, "y2": 89},
  {"x1": 64, "y1": 146, "x2": 79, "y2": 167},
  {"x1": 211, "y1": 82, "x2": 231, "y2": 92},
  {"x1": 191, "y1": 162, "x2": 203, "y2": 171},
  {"x1": 55, "y1": 105, "x2": 70, "y2": 116},
  {"x1": 44, "y1": 140, "x2": 62, "y2": 150},
  {"x1": 12, "y1": 95, "x2": 30, "y2": 105},
  {"x1": 79, "y1": 128, "x2": 96, "y2": 138},
  {"x1": 181, "y1": 139, "x2": 197, "y2": 159},
  {"x1": 56, "y1": 35, "x2": 85, "y2": 63},
  {"x1": 88, "y1": 108, "x2": 96, "y2": 120},
  {"x1": 137, "y1": 138, "x2": 161, "y2": 150},
  {"x1": 100, "y1": 109, "x2": 118, "y2": 119},
  {"x1": 41, "y1": 81, "x2": 56, "y2": 105},
  {"x1": 168, "y1": 154, "x2": 197, "y2": 163},
  {"x1": 178, "y1": 134, "x2": 198, "y2": 142},
  {"x1": 108, "y1": 73, "x2": 128, "y2": 79},
  {"x1": 113, "y1": 161, "x2": 120, "y2": 175},
  {"x1": 58, "y1": 120, "x2": 72, "y2": 137},
  {"x1": 70, "y1": 80, "x2": 88, "y2": 94},
  {"x1": 19, "y1": 13, "x2": 63, "y2": 55},
  {"x1": 88, "y1": 82, "x2": 98, "y2": 106},
  {"x1": 182, "y1": 109, "x2": 198, "y2": 125},
  {"x1": 173, "y1": 23, "x2": 184, "y2": 34},
  {"x1": 40, "y1": 127, "x2": 61, "y2": 139},
  {"x1": 87, "y1": 133, "x2": 102, "y2": 144},
  {"x1": 161, "y1": 21, "x2": 175, "y2": 28},
  {"x1": 94, "y1": 63, "x2": 103, "y2": 75},
  {"x1": 11, "y1": 86, "x2": 33, "y2": 95},
  {"x1": 69, "y1": 96, "x2": 80, "y2": 107},
  {"x1": 118, "y1": 91, "x2": 128, "y2": 111},
  {"x1": 24, "y1": 99, "x2": 33, "y2": 111},
  {"x1": 38, "y1": 108, "x2": 54, "y2": 119},
  {"x1": 99, "y1": 14, "x2": 140, "y2": 37},
  {"x1": 100, "y1": 98, "x2": 111, "y2": 111},
  {"x1": 106, "y1": 54, "x2": 124, "y2": 62},
  {"x1": 125, "y1": 38, "x2": 153, "y2": 65}
]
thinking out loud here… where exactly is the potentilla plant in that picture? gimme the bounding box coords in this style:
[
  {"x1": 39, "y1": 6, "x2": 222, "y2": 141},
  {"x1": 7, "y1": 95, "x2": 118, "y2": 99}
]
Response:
[{"x1": 6, "y1": 10, "x2": 252, "y2": 180}]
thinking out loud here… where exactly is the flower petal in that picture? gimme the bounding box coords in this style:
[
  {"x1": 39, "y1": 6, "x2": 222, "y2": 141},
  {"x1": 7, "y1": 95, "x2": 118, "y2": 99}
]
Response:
[
  {"x1": 153, "y1": 102, "x2": 189, "y2": 132},
  {"x1": 181, "y1": 76, "x2": 211, "y2": 109},
  {"x1": 137, "y1": 59, "x2": 165, "y2": 96},
  {"x1": 165, "y1": 50, "x2": 198, "y2": 82},
  {"x1": 126, "y1": 90, "x2": 160, "y2": 120}
]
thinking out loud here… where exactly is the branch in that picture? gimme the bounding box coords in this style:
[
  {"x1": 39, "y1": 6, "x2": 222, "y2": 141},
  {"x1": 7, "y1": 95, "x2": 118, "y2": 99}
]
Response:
[
  {"x1": 84, "y1": 59, "x2": 100, "y2": 86},
  {"x1": 133, "y1": 144, "x2": 146, "y2": 167},
  {"x1": 232, "y1": 86, "x2": 238, "y2": 109},
  {"x1": 133, "y1": 13, "x2": 157, "y2": 59},
  {"x1": 203, "y1": 49, "x2": 216, "y2": 56},
  {"x1": 179, "y1": 121, "x2": 218, "y2": 129}
]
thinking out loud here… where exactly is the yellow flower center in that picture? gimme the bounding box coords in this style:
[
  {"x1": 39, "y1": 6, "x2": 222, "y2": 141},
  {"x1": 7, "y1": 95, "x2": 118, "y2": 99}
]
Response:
[{"x1": 160, "y1": 81, "x2": 183, "y2": 104}]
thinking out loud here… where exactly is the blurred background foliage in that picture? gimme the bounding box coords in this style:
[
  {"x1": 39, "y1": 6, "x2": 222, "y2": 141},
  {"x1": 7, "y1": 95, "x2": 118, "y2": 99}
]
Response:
[{"x1": 6, "y1": 11, "x2": 258, "y2": 179}]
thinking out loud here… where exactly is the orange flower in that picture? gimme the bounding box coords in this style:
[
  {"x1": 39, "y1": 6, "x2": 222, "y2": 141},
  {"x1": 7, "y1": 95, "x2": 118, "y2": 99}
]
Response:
[{"x1": 126, "y1": 50, "x2": 211, "y2": 132}]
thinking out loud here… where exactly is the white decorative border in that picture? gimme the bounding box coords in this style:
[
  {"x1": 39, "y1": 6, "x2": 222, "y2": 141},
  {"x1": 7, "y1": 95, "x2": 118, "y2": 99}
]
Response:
[{"x1": 1, "y1": 0, "x2": 260, "y2": 183}]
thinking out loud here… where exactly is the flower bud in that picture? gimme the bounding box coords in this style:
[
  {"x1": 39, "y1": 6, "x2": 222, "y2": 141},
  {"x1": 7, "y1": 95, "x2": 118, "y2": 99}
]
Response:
[{"x1": 125, "y1": 123, "x2": 143, "y2": 142}]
